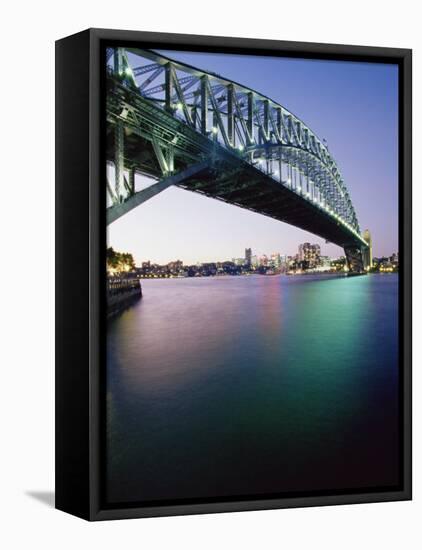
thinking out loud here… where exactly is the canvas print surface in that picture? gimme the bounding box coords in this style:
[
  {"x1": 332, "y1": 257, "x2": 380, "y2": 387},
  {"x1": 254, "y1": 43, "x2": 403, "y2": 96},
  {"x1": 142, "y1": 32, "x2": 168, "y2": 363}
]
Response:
[{"x1": 105, "y1": 45, "x2": 399, "y2": 506}]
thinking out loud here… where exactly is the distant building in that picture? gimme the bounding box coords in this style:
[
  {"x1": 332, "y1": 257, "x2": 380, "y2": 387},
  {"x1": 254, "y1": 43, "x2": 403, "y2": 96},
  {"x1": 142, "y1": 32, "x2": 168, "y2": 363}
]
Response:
[
  {"x1": 260, "y1": 254, "x2": 268, "y2": 267},
  {"x1": 232, "y1": 257, "x2": 245, "y2": 266},
  {"x1": 245, "y1": 248, "x2": 252, "y2": 267},
  {"x1": 287, "y1": 255, "x2": 295, "y2": 268},
  {"x1": 320, "y1": 256, "x2": 331, "y2": 269},
  {"x1": 298, "y1": 242, "x2": 321, "y2": 268},
  {"x1": 168, "y1": 260, "x2": 183, "y2": 273},
  {"x1": 362, "y1": 229, "x2": 373, "y2": 269},
  {"x1": 270, "y1": 253, "x2": 281, "y2": 269},
  {"x1": 279, "y1": 254, "x2": 288, "y2": 272},
  {"x1": 331, "y1": 256, "x2": 347, "y2": 271}
]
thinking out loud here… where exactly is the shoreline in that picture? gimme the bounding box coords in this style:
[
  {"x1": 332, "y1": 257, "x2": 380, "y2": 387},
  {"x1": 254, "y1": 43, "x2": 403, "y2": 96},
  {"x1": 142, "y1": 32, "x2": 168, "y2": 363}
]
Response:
[{"x1": 136, "y1": 271, "x2": 397, "y2": 281}]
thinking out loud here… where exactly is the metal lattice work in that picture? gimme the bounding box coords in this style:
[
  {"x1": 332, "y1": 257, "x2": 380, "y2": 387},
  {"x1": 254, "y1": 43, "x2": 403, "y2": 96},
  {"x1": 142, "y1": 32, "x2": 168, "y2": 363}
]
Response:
[{"x1": 105, "y1": 46, "x2": 369, "y2": 269}]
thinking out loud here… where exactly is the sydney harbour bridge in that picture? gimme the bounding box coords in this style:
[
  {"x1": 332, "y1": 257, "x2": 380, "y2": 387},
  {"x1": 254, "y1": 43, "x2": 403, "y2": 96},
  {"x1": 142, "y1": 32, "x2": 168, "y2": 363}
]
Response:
[{"x1": 106, "y1": 47, "x2": 371, "y2": 272}]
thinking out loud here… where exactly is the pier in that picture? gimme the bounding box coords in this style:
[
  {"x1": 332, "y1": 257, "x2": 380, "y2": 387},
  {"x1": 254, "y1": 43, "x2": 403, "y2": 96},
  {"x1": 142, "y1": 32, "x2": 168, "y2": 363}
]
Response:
[{"x1": 107, "y1": 277, "x2": 142, "y2": 318}]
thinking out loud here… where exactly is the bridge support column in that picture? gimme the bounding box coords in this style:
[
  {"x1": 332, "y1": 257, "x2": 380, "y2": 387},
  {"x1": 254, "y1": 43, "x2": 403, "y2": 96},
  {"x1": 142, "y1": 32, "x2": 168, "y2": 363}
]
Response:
[
  {"x1": 227, "y1": 84, "x2": 235, "y2": 147},
  {"x1": 152, "y1": 137, "x2": 169, "y2": 176},
  {"x1": 200, "y1": 75, "x2": 208, "y2": 134},
  {"x1": 166, "y1": 145, "x2": 174, "y2": 174},
  {"x1": 128, "y1": 167, "x2": 136, "y2": 195},
  {"x1": 276, "y1": 107, "x2": 282, "y2": 141},
  {"x1": 113, "y1": 47, "x2": 124, "y2": 76},
  {"x1": 247, "y1": 93, "x2": 254, "y2": 143},
  {"x1": 114, "y1": 121, "x2": 125, "y2": 202},
  {"x1": 263, "y1": 100, "x2": 269, "y2": 141},
  {"x1": 344, "y1": 245, "x2": 365, "y2": 273},
  {"x1": 165, "y1": 63, "x2": 173, "y2": 113}
]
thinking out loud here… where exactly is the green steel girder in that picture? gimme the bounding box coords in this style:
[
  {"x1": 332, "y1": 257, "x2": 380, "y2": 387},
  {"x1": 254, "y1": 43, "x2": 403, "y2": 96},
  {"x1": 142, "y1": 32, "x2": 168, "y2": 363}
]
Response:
[{"x1": 105, "y1": 48, "x2": 367, "y2": 251}]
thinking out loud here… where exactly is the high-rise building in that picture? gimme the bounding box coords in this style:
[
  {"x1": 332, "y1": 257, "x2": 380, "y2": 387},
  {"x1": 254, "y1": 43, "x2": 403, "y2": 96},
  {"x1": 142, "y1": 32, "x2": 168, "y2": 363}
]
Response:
[
  {"x1": 260, "y1": 254, "x2": 268, "y2": 267},
  {"x1": 362, "y1": 229, "x2": 373, "y2": 269},
  {"x1": 298, "y1": 242, "x2": 321, "y2": 268},
  {"x1": 270, "y1": 253, "x2": 281, "y2": 269},
  {"x1": 279, "y1": 255, "x2": 287, "y2": 272},
  {"x1": 245, "y1": 248, "x2": 252, "y2": 267},
  {"x1": 298, "y1": 243, "x2": 306, "y2": 262}
]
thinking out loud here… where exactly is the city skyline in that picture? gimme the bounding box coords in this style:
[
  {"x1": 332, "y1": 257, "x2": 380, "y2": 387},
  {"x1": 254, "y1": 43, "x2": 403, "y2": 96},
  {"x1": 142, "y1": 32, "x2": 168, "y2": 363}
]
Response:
[
  {"x1": 108, "y1": 50, "x2": 398, "y2": 265},
  {"x1": 110, "y1": 242, "x2": 398, "y2": 271},
  {"x1": 113, "y1": 241, "x2": 398, "y2": 279}
]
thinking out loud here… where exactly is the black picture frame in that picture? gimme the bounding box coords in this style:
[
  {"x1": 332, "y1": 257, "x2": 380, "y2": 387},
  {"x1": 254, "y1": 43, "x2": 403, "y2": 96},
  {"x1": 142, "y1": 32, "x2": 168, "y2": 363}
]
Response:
[{"x1": 55, "y1": 28, "x2": 412, "y2": 521}]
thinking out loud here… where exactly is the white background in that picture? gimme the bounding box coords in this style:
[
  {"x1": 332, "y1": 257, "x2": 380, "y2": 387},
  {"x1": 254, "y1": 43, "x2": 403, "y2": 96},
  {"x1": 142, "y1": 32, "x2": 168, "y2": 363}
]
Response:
[{"x1": 0, "y1": 1, "x2": 419, "y2": 548}]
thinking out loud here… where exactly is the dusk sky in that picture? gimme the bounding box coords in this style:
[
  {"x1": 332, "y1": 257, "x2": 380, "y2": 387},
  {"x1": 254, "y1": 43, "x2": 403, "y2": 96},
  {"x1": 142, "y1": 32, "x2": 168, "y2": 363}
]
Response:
[{"x1": 108, "y1": 49, "x2": 398, "y2": 265}]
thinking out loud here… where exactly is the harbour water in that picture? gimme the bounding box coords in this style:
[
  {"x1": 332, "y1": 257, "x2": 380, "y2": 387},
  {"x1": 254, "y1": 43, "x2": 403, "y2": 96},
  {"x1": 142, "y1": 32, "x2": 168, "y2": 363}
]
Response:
[{"x1": 106, "y1": 273, "x2": 399, "y2": 504}]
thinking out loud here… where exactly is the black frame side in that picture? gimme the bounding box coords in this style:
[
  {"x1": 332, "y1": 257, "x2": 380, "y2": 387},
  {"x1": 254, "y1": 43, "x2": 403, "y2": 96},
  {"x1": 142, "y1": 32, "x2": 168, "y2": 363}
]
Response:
[
  {"x1": 401, "y1": 46, "x2": 412, "y2": 502},
  {"x1": 55, "y1": 28, "x2": 412, "y2": 521},
  {"x1": 55, "y1": 29, "x2": 92, "y2": 520}
]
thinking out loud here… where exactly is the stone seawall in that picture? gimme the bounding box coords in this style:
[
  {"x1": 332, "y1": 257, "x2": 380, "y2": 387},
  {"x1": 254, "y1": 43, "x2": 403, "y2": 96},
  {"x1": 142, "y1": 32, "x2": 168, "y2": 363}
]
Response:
[{"x1": 107, "y1": 278, "x2": 142, "y2": 318}]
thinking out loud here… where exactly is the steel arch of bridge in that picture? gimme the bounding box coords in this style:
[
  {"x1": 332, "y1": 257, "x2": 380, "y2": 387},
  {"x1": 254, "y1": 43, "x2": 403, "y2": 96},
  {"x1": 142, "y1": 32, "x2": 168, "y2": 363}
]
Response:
[{"x1": 105, "y1": 46, "x2": 369, "y2": 270}]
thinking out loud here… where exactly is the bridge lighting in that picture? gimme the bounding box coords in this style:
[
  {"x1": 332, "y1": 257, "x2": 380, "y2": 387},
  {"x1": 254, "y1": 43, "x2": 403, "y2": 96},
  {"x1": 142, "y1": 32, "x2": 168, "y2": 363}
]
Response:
[{"x1": 107, "y1": 51, "x2": 364, "y2": 265}]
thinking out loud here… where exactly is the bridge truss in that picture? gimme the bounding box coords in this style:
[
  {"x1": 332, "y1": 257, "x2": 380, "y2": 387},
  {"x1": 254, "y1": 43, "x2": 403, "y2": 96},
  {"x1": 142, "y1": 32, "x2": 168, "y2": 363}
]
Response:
[{"x1": 105, "y1": 46, "x2": 369, "y2": 271}]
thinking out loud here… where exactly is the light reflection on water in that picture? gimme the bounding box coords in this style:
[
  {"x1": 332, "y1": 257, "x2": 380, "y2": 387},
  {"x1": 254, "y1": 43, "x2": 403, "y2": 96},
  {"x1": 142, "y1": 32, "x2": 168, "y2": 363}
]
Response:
[{"x1": 106, "y1": 274, "x2": 399, "y2": 504}]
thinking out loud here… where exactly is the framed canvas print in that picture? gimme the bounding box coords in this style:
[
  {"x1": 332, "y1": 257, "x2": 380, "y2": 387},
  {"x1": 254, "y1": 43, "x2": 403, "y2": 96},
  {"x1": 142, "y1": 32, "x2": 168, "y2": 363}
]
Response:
[{"x1": 55, "y1": 28, "x2": 412, "y2": 520}]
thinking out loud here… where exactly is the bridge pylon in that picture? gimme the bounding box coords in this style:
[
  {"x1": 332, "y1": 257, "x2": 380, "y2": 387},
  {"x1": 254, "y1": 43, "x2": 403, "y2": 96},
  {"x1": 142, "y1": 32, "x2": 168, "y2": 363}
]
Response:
[{"x1": 362, "y1": 229, "x2": 373, "y2": 269}]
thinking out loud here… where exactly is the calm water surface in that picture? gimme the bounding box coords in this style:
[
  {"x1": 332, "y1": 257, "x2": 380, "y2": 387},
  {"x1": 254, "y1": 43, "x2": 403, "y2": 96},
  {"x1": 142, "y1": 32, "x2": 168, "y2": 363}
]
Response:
[{"x1": 106, "y1": 274, "x2": 399, "y2": 504}]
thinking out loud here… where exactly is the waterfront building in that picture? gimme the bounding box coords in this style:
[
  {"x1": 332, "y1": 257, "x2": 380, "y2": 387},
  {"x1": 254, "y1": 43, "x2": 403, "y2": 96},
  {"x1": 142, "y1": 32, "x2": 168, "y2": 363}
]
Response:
[
  {"x1": 260, "y1": 254, "x2": 268, "y2": 267},
  {"x1": 270, "y1": 253, "x2": 281, "y2": 269},
  {"x1": 331, "y1": 256, "x2": 347, "y2": 271},
  {"x1": 232, "y1": 257, "x2": 245, "y2": 266},
  {"x1": 319, "y1": 256, "x2": 332, "y2": 271},
  {"x1": 168, "y1": 260, "x2": 183, "y2": 274},
  {"x1": 298, "y1": 242, "x2": 321, "y2": 268}
]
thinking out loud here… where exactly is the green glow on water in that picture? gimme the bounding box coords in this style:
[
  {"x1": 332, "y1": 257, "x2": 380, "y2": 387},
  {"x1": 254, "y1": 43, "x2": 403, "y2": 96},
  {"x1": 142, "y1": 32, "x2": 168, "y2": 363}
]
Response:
[{"x1": 106, "y1": 274, "x2": 399, "y2": 503}]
